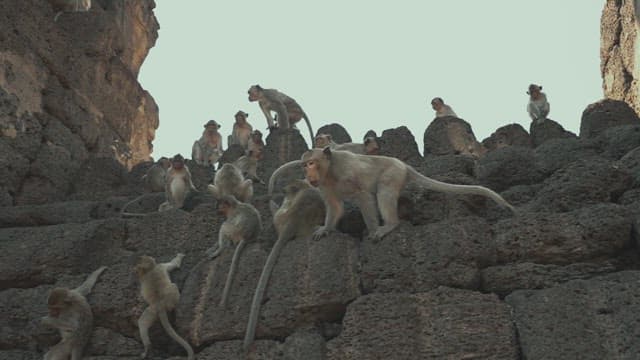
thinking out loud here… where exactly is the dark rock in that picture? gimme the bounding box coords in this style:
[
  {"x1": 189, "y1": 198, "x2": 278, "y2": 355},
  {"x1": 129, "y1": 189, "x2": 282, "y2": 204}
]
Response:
[
  {"x1": 529, "y1": 118, "x2": 576, "y2": 147},
  {"x1": 378, "y1": 126, "x2": 422, "y2": 167},
  {"x1": 421, "y1": 154, "x2": 476, "y2": 177},
  {"x1": 217, "y1": 144, "x2": 246, "y2": 167},
  {"x1": 0, "y1": 201, "x2": 98, "y2": 228},
  {"x1": 619, "y1": 146, "x2": 640, "y2": 186},
  {"x1": 260, "y1": 128, "x2": 308, "y2": 194},
  {"x1": 596, "y1": 124, "x2": 640, "y2": 159},
  {"x1": 482, "y1": 123, "x2": 531, "y2": 151},
  {"x1": 326, "y1": 288, "x2": 519, "y2": 359},
  {"x1": 315, "y1": 123, "x2": 352, "y2": 144},
  {"x1": 580, "y1": 99, "x2": 640, "y2": 138},
  {"x1": 69, "y1": 157, "x2": 128, "y2": 201},
  {"x1": 534, "y1": 137, "x2": 601, "y2": 176},
  {"x1": 423, "y1": 116, "x2": 485, "y2": 158},
  {"x1": 506, "y1": 271, "x2": 640, "y2": 360},
  {"x1": 476, "y1": 146, "x2": 542, "y2": 192}
]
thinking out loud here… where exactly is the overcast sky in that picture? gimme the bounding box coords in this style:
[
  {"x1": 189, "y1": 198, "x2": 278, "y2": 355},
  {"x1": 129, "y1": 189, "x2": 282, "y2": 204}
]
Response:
[{"x1": 139, "y1": 1, "x2": 604, "y2": 158}]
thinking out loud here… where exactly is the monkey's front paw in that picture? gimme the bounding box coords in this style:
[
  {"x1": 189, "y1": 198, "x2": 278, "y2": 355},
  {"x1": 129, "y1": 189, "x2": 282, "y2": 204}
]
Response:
[
  {"x1": 206, "y1": 246, "x2": 220, "y2": 259},
  {"x1": 312, "y1": 227, "x2": 329, "y2": 241},
  {"x1": 140, "y1": 350, "x2": 148, "y2": 359}
]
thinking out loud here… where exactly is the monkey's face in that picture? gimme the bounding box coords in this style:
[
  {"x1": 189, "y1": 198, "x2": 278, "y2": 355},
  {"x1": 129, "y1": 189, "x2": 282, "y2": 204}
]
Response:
[
  {"x1": 217, "y1": 199, "x2": 235, "y2": 218},
  {"x1": 364, "y1": 137, "x2": 380, "y2": 155},
  {"x1": 247, "y1": 86, "x2": 261, "y2": 102},
  {"x1": 314, "y1": 134, "x2": 331, "y2": 148},
  {"x1": 431, "y1": 100, "x2": 443, "y2": 111},
  {"x1": 302, "y1": 150, "x2": 329, "y2": 187},
  {"x1": 159, "y1": 158, "x2": 171, "y2": 170},
  {"x1": 251, "y1": 132, "x2": 263, "y2": 142},
  {"x1": 134, "y1": 256, "x2": 156, "y2": 278},
  {"x1": 47, "y1": 288, "x2": 71, "y2": 317}
]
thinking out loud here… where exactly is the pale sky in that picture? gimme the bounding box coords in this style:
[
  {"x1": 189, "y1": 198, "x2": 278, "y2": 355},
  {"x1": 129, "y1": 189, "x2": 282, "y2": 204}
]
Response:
[{"x1": 139, "y1": 1, "x2": 604, "y2": 158}]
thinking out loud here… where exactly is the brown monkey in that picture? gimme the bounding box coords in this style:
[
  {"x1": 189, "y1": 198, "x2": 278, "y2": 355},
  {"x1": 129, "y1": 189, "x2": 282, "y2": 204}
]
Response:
[
  {"x1": 268, "y1": 148, "x2": 515, "y2": 241},
  {"x1": 247, "y1": 85, "x2": 314, "y2": 144},
  {"x1": 430, "y1": 97, "x2": 458, "y2": 118},
  {"x1": 41, "y1": 266, "x2": 107, "y2": 360},
  {"x1": 244, "y1": 179, "x2": 325, "y2": 350},
  {"x1": 314, "y1": 133, "x2": 380, "y2": 155},
  {"x1": 158, "y1": 154, "x2": 197, "y2": 212},
  {"x1": 206, "y1": 195, "x2": 262, "y2": 307},
  {"x1": 228, "y1": 111, "x2": 253, "y2": 149},
  {"x1": 232, "y1": 150, "x2": 264, "y2": 184},
  {"x1": 135, "y1": 254, "x2": 194, "y2": 360},
  {"x1": 49, "y1": 0, "x2": 91, "y2": 22},
  {"x1": 192, "y1": 120, "x2": 223, "y2": 166},
  {"x1": 207, "y1": 163, "x2": 253, "y2": 202},
  {"x1": 247, "y1": 130, "x2": 265, "y2": 158}
]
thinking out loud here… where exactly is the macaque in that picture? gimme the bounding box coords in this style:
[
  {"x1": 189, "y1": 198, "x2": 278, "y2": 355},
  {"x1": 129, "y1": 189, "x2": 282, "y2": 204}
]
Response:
[
  {"x1": 431, "y1": 97, "x2": 458, "y2": 118},
  {"x1": 228, "y1": 111, "x2": 253, "y2": 149},
  {"x1": 158, "y1": 154, "x2": 197, "y2": 212},
  {"x1": 247, "y1": 85, "x2": 314, "y2": 143},
  {"x1": 314, "y1": 133, "x2": 380, "y2": 155},
  {"x1": 49, "y1": 0, "x2": 91, "y2": 22},
  {"x1": 247, "y1": 130, "x2": 265, "y2": 158},
  {"x1": 206, "y1": 195, "x2": 262, "y2": 307},
  {"x1": 233, "y1": 150, "x2": 264, "y2": 184},
  {"x1": 142, "y1": 157, "x2": 171, "y2": 193},
  {"x1": 192, "y1": 120, "x2": 223, "y2": 166},
  {"x1": 135, "y1": 254, "x2": 194, "y2": 360},
  {"x1": 244, "y1": 180, "x2": 325, "y2": 350},
  {"x1": 41, "y1": 266, "x2": 107, "y2": 360},
  {"x1": 527, "y1": 84, "x2": 550, "y2": 124},
  {"x1": 269, "y1": 148, "x2": 515, "y2": 241},
  {"x1": 207, "y1": 163, "x2": 253, "y2": 202}
]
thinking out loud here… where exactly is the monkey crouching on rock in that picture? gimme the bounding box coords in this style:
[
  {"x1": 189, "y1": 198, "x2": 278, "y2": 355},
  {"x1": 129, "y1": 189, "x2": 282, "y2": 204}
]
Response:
[{"x1": 269, "y1": 147, "x2": 515, "y2": 241}]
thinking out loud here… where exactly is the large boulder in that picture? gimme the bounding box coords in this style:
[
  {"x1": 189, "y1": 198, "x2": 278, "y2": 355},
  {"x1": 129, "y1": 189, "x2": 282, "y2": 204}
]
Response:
[
  {"x1": 378, "y1": 126, "x2": 422, "y2": 168},
  {"x1": 595, "y1": 124, "x2": 640, "y2": 159},
  {"x1": 315, "y1": 123, "x2": 352, "y2": 144},
  {"x1": 580, "y1": 99, "x2": 640, "y2": 138},
  {"x1": 475, "y1": 146, "x2": 543, "y2": 192},
  {"x1": 529, "y1": 118, "x2": 577, "y2": 147},
  {"x1": 507, "y1": 271, "x2": 640, "y2": 360},
  {"x1": 423, "y1": 116, "x2": 486, "y2": 158},
  {"x1": 482, "y1": 123, "x2": 531, "y2": 152},
  {"x1": 259, "y1": 128, "x2": 309, "y2": 194},
  {"x1": 534, "y1": 137, "x2": 601, "y2": 176}
]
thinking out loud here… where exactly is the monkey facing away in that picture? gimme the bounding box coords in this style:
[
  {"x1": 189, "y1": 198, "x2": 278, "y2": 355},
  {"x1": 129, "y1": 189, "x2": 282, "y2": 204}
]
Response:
[
  {"x1": 232, "y1": 150, "x2": 264, "y2": 184},
  {"x1": 268, "y1": 148, "x2": 515, "y2": 241},
  {"x1": 314, "y1": 133, "x2": 380, "y2": 155},
  {"x1": 244, "y1": 179, "x2": 325, "y2": 350},
  {"x1": 206, "y1": 195, "x2": 262, "y2": 307},
  {"x1": 207, "y1": 163, "x2": 253, "y2": 202},
  {"x1": 158, "y1": 154, "x2": 197, "y2": 212},
  {"x1": 49, "y1": 0, "x2": 91, "y2": 22},
  {"x1": 247, "y1": 85, "x2": 314, "y2": 144},
  {"x1": 135, "y1": 253, "x2": 194, "y2": 360},
  {"x1": 527, "y1": 84, "x2": 550, "y2": 124},
  {"x1": 41, "y1": 266, "x2": 107, "y2": 360}
]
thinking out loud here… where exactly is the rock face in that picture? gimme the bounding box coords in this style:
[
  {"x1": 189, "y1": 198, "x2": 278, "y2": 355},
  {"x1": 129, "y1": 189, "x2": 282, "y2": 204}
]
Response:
[
  {"x1": 580, "y1": 99, "x2": 639, "y2": 138},
  {"x1": 423, "y1": 116, "x2": 486, "y2": 158},
  {"x1": 482, "y1": 123, "x2": 532, "y2": 151},
  {"x1": 0, "y1": 0, "x2": 159, "y2": 205},
  {"x1": 601, "y1": 0, "x2": 640, "y2": 115}
]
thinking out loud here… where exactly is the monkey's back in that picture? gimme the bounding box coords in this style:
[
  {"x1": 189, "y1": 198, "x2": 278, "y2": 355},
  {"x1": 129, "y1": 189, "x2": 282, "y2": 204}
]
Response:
[{"x1": 140, "y1": 269, "x2": 180, "y2": 308}]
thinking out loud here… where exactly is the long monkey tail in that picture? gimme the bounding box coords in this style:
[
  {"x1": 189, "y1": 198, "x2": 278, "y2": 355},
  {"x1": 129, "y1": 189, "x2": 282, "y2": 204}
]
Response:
[
  {"x1": 158, "y1": 309, "x2": 194, "y2": 360},
  {"x1": 73, "y1": 266, "x2": 108, "y2": 297},
  {"x1": 406, "y1": 166, "x2": 516, "y2": 212},
  {"x1": 243, "y1": 230, "x2": 290, "y2": 350},
  {"x1": 302, "y1": 112, "x2": 314, "y2": 148},
  {"x1": 219, "y1": 239, "x2": 246, "y2": 307},
  {"x1": 267, "y1": 160, "x2": 303, "y2": 196}
]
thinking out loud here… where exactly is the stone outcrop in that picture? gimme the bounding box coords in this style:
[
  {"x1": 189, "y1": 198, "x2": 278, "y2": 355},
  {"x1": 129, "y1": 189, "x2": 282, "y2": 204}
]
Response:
[
  {"x1": 580, "y1": 99, "x2": 639, "y2": 138},
  {"x1": 423, "y1": 116, "x2": 486, "y2": 158},
  {"x1": 0, "y1": 0, "x2": 159, "y2": 205},
  {"x1": 482, "y1": 123, "x2": 532, "y2": 151},
  {"x1": 601, "y1": 0, "x2": 640, "y2": 115}
]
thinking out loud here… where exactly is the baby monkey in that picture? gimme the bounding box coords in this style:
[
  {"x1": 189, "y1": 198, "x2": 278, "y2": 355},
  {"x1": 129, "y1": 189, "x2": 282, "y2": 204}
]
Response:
[
  {"x1": 206, "y1": 195, "x2": 262, "y2": 307},
  {"x1": 41, "y1": 266, "x2": 107, "y2": 360},
  {"x1": 135, "y1": 253, "x2": 194, "y2": 360}
]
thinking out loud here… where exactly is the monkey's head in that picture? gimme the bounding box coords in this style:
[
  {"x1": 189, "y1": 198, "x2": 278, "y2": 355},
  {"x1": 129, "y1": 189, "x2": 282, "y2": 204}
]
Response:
[
  {"x1": 158, "y1": 157, "x2": 171, "y2": 170},
  {"x1": 430, "y1": 97, "x2": 444, "y2": 111},
  {"x1": 134, "y1": 255, "x2": 156, "y2": 278},
  {"x1": 251, "y1": 130, "x2": 263, "y2": 142},
  {"x1": 171, "y1": 154, "x2": 185, "y2": 170},
  {"x1": 284, "y1": 179, "x2": 312, "y2": 196},
  {"x1": 301, "y1": 148, "x2": 330, "y2": 187},
  {"x1": 235, "y1": 111, "x2": 248, "y2": 124},
  {"x1": 364, "y1": 137, "x2": 380, "y2": 155},
  {"x1": 248, "y1": 85, "x2": 263, "y2": 102},
  {"x1": 47, "y1": 288, "x2": 73, "y2": 317},
  {"x1": 314, "y1": 134, "x2": 332, "y2": 149},
  {"x1": 527, "y1": 84, "x2": 542, "y2": 98},
  {"x1": 217, "y1": 195, "x2": 239, "y2": 217}
]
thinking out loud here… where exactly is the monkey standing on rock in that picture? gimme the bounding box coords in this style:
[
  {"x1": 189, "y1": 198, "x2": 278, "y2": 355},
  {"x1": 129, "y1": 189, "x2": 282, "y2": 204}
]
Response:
[
  {"x1": 247, "y1": 85, "x2": 314, "y2": 144},
  {"x1": 243, "y1": 179, "x2": 325, "y2": 350},
  {"x1": 527, "y1": 84, "x2": 550, "y2": 124},
  {"x1": 40, "y1": 266, "x2": 107, "y2": 360},
  {"x1": 192, "y1": 120, "x2": 224, "y2": 167},
  {"x1": 269, "y1": 148, "x2": 515, "y2": 242},
  {"x1": 158, "y1": 154, "x2": 197, "y2": 212},
  {"x1": 134, "y1": 253, "x2": 194, "y2": 360},
  {"x1": 206, "y1": 195, "x2": 262, "y2": 307}
]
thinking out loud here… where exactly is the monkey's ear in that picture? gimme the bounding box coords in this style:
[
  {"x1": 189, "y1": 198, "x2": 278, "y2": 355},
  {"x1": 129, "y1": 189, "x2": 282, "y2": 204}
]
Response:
[
  {"x1": 539, "y1": 86, "x2": 543, "y2": 90},
  {"x1": 322, "y1": 146, "x2": 332, "y2": 158}
]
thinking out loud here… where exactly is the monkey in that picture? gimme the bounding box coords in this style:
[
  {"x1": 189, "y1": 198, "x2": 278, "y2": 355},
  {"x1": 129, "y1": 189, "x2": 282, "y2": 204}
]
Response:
[
  {"x1": 244, "y1": 179, "x2": 325, "y2": 350},
  {"x1": 268, "y1": 148, "x2": 515, "y2": 242},
  {"x1": 232, "y1": 150, "x2": 264, "y2": 184},
  {"x1": 527, "y1": 84, "x2": 550, "y2": 124},
  {"x1": 143, "y1": 157, "x2": 171, "y2": 193},
  {"x1": 192, "y1": 120, "x2": 223, "y2": 167},
  {"x1": 158, "y1": 154, "x2": 197, "y2": 212},
  {"x1": 247, "y1": 129, "x2": 265, "y2": 158},
  {"x1": 207, "y1": 163, "x2": 253, "y2": 203},
  {"x1": 49, "y1": 0, "x2": 91, "y2": 22},
  {"x1": 41, "y1": 266, "x2": 107, "y2": 360},
  {"x1": 247, "y1": 85, "x2": 314, "y2": 144},
  {"x1": 205, "y1": 195, "x2": 262, "y2": 307},
  {"x1": 313, "y1": 133, "x2": 380, "y2": 155},
  {"x1": 430, "y1": 97, "x2": 458, "y2": 118},
  {"x1": 134, "y1": 253, "x2": 194, "y2": 360},
  {"x1": 227, "y1": 111, "x2": 253, "y2": 149}
]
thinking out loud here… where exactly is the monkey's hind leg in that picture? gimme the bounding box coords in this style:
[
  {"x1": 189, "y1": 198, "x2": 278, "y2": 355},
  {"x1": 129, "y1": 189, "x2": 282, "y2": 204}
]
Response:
[
  {"x1": 372, "y1": 189, "x2": 400, "y2": 242},
  {"x1": 138, "y1": 307, "x2": 157, "y2": 358}
]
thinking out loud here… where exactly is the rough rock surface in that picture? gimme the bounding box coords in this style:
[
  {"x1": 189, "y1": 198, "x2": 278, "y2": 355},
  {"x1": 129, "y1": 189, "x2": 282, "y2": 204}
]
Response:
[
  {"x1": 482, "y1": 123, "x2": 532, "y2": 151},
  {"x1": 529, "y1": 118, "x2": 577, "y2": 147},
  {"x1": 580, "y1": 99, "x2": 640, "y2": 138},
  {"x1": 423, "y1": 116, "x2": 486, "y2": 158}
]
